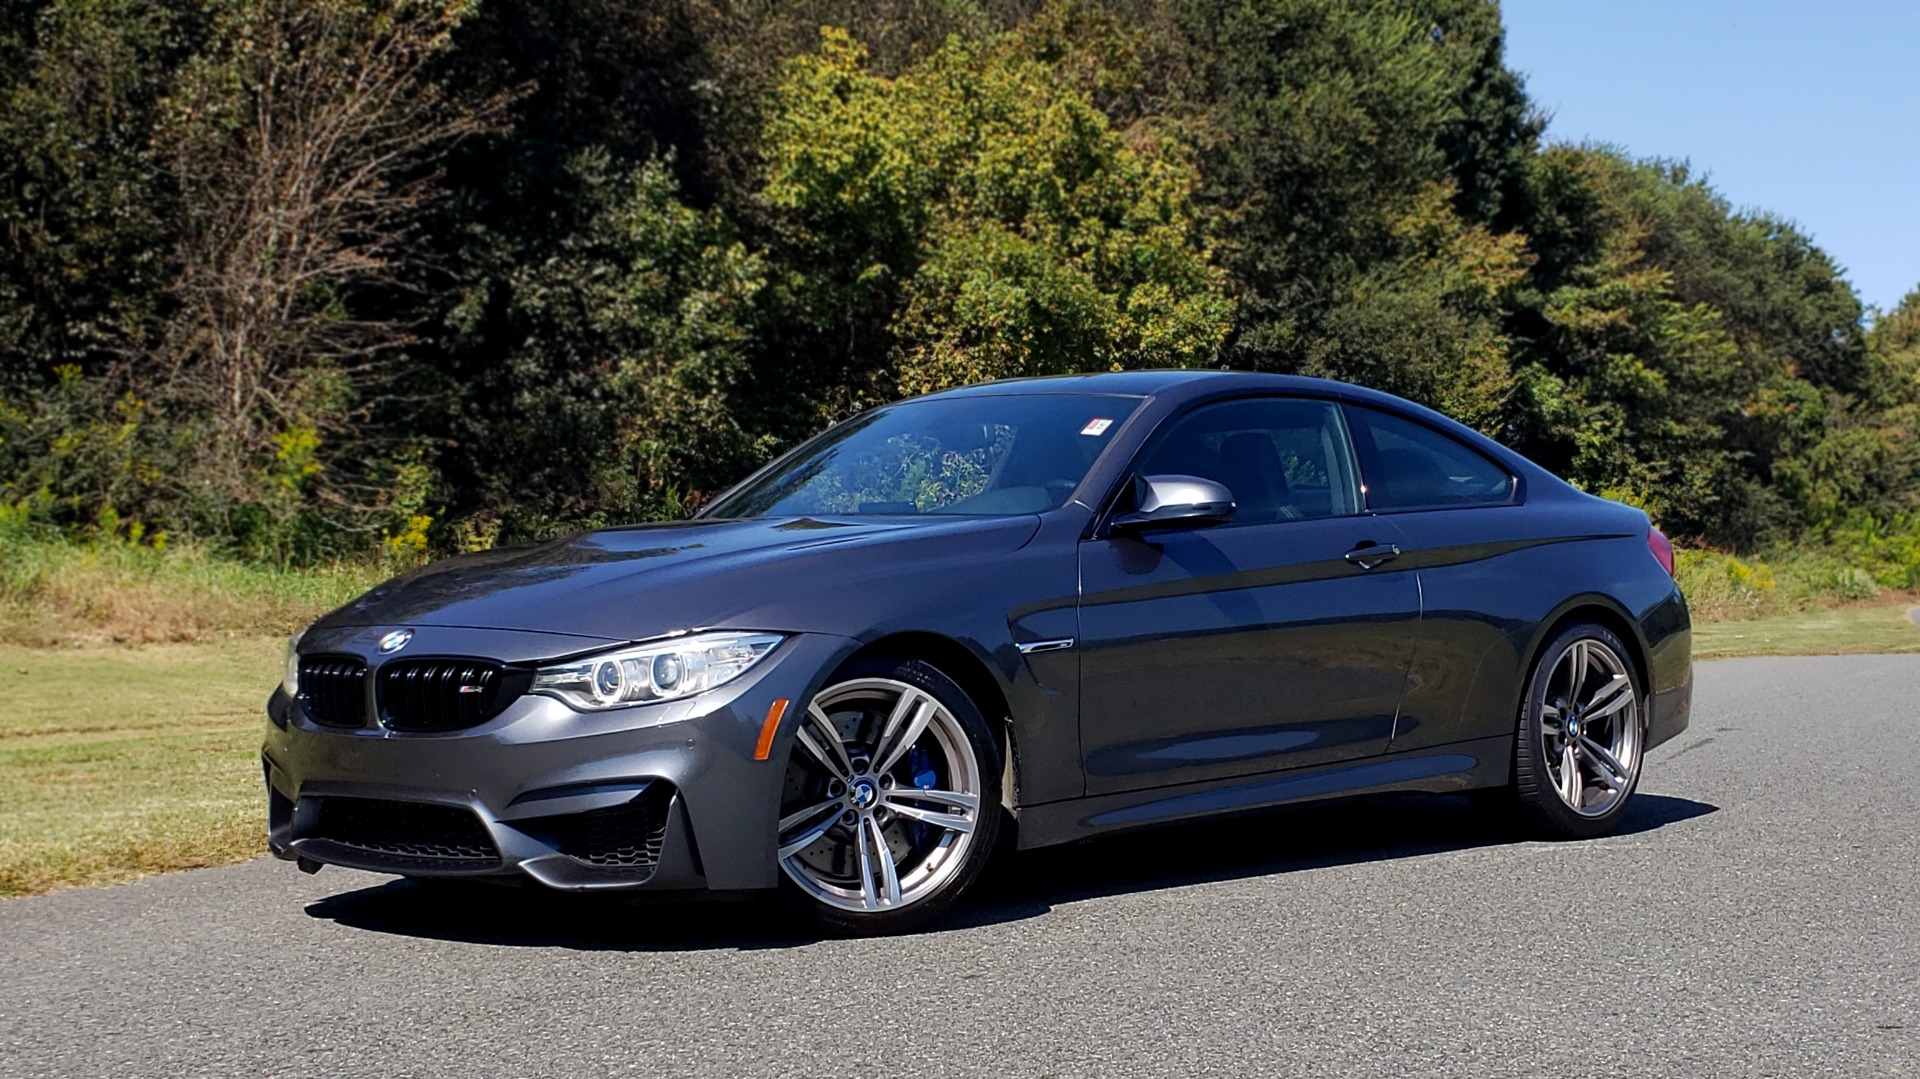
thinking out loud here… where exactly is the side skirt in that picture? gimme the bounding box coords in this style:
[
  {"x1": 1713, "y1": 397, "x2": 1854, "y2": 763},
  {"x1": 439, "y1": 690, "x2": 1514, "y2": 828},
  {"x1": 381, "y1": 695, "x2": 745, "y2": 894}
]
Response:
[{"x1": 1015, "y1": 734, "x2": 1512, "y2": 851}]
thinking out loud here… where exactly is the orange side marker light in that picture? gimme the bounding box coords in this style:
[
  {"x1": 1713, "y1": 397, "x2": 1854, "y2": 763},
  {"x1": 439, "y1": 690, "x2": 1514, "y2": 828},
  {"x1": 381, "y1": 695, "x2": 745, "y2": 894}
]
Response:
[{"x1": 754, "y1": 698, "x2": 791, "y2": 761}]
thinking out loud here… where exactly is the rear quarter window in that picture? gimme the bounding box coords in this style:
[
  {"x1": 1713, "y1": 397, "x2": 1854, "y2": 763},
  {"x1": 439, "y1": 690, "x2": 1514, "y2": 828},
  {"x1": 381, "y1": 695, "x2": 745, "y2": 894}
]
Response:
[{"x1": 1347, "y1": 405, "x2": 1515, "y2": 510}]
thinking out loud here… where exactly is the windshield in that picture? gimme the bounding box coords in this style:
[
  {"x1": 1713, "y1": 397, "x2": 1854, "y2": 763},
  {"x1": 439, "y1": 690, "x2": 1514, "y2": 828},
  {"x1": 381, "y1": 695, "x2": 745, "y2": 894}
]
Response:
[{"x1": 703, "y1": 394, "x2": 1143, "y2": 518}]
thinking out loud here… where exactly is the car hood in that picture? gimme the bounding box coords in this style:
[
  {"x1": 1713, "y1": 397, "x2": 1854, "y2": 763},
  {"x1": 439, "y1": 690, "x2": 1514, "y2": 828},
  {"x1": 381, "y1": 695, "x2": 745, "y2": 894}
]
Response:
[{"x1": 315, "y1": 515, "x2": 1043, "y2": 644}]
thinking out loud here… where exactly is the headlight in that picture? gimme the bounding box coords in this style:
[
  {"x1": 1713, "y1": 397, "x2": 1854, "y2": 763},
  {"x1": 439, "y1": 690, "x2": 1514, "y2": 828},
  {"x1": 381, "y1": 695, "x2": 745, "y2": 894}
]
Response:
[
  {"x1": 531, "y1": 631, "x2": 784, "y2": 711},
  {"x1": 282, "y1": 629, "x2": 304, "y2": 698}
]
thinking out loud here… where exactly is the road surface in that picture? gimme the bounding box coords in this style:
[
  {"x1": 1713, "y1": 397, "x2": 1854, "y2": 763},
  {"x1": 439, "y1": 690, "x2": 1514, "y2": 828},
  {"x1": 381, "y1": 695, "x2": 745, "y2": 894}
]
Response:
[{"x1": 2, "y1": 655, "x2": 1916, "y2": 1078}]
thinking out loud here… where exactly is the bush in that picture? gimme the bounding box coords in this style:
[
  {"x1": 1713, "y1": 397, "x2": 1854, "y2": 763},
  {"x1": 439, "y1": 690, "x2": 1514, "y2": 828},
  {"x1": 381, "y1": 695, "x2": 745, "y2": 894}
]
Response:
[
  {"x1": 1822, "y1": 512, "x2": 1920, "y2": 591},
  {"x1": 1674, "y1": 540, "x2": 1908, "y2": 622}
]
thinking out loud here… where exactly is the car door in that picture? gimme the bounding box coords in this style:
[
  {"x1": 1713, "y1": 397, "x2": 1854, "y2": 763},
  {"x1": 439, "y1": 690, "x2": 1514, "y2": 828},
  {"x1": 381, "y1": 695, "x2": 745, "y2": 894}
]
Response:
[
  {"x1": 1340, "y1": 403, "x2": 1533, "y2": 755},
  {"x1": 1076, "y1": 396, "x2": 1424, "y2": 796}
]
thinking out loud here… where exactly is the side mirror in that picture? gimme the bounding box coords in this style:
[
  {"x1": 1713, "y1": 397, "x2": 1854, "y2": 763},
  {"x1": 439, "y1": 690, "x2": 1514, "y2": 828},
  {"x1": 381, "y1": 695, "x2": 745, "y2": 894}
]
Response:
[{"x1": 1108, "y1": 475, "x2": 1236, "y2": 534}]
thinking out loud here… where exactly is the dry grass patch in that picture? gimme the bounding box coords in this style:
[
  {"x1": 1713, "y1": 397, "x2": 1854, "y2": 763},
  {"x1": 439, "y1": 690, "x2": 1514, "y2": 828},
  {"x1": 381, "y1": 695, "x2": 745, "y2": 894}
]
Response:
[{"x1": 0, "y1": 540, "x2": 382, "y2": 646}]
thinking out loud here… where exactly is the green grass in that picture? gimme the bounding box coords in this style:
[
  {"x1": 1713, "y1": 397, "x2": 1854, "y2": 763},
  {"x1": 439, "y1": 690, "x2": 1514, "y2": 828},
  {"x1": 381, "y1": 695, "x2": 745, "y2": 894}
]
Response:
[
  {"x1": 0, "y1": 637, "x2": 280, "y2": 898},
  {"x1": 1690, "y1": 602, "x2": 1920, "y2": 660},
  {"x1": 0, "y1": 538, "x2": 384, "y2": 896}
]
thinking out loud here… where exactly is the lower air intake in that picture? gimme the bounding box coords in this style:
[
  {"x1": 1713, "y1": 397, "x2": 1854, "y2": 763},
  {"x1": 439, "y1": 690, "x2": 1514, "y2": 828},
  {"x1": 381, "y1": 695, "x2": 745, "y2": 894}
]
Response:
[
  {"x1": 307, "y1": 797, "x2": 499, "y2": 864},
  {"x1": 554, "y1": 788, "x2": 673, "y2": 869}
]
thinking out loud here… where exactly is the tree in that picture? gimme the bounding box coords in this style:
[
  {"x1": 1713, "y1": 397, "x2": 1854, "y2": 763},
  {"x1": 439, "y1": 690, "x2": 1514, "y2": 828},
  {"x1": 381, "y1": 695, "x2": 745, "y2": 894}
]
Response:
[
  {"x1": 433, "y1": 151, "x2": 768, "y2": 539},
  {"x1": 1409, "y1": 0, "x2": 1542, "y2": 229},
  {"x1": 759, "y1": 26, "x2": 1232, "y2": 413},
  {"x1": 1304, "y1": 181, "x2": 1530, "y2": 431},
  {"x1": 1171, "y1": 0, "x2": 1465, "y2": 367},
  {"x1": 0, "y1": 0, "x2": 198, "y2": 390},
  {"x1": 1504, "y1": 145, "x2": 1882, "y2": 545},
  {"x1": 1, "y1": 0, "x2": 1911, "y2": 561},
  {"x1": 156, "y1": 0, "x2": 499, "y2": 554}
]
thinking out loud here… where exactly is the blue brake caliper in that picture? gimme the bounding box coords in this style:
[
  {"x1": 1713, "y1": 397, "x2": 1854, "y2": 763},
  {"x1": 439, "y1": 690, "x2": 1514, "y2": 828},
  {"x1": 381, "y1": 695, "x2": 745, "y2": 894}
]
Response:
[
  {"x1": 907, "y1": 745, "x2": 937, "y2": 792},
  {"x1": 904, "y1": 745, "x2": 938, "y2": 847}
]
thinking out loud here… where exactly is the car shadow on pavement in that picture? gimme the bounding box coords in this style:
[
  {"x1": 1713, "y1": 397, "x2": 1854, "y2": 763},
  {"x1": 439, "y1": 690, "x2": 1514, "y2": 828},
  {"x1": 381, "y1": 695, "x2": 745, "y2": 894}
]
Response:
[
  {"x1": 303, "y1": 791, "x2": 1716, "y2": 951},
  {"x1": 951, "y1": 790, "x2": 1716, "y2": 929}
]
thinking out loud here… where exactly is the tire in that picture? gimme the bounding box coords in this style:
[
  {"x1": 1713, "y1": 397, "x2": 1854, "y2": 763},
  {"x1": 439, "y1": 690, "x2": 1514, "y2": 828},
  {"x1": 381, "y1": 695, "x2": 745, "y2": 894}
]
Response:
[
  {"x1": 774, "y1": 656, "x2": 1003, "y2": 935},
  {"x1": 1488, "y1": 621, "x2": 1646, "y2": 840}
]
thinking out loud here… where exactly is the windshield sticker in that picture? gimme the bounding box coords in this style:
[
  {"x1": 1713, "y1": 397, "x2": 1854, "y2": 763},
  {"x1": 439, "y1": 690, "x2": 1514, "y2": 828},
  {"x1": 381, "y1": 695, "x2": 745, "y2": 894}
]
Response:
[{"x1": 1080, "y1": 418, "x2": 1113, "y2": 436}]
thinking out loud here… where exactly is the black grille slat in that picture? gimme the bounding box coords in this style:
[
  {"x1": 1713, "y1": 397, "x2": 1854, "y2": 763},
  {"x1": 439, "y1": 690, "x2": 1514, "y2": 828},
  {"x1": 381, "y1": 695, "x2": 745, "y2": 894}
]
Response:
[
  {"x1": 403, "y1": 665, "x2": 416, "y2": 726},
  {"x1": 452, "y1": 665, "x2": 471, "y2": 727},
  {"x1": 466, "y1": 666, "x2": 494, "y2": 727},
  {"x1": 331, "y1": 660, "x2": 359, "y2": 725},
  {"x1": 298, "y1": 655, "x2": 367, "y2": 728},
  {"x1": 378, "y1": 657, "x2": 520, "y2": 732},
  {"x1": 437, "y1": 664, "x2": 458, "y2": 729},
  {"x1": 306, "y1": 796, "x2": 498, "y2": 863},
  {"x1": 417, "y1": 665, "x2": 434, "y2": 727}
]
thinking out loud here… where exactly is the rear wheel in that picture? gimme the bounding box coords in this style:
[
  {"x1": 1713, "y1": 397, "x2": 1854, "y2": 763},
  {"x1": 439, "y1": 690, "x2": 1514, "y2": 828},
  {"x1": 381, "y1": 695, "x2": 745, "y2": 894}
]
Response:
[
  {"x1": 1489, "y1": 622, "x2": 1645, "y2": 839},
  {"x1": 776, "y1": 657, "x2": 1001, "y2": 935}
]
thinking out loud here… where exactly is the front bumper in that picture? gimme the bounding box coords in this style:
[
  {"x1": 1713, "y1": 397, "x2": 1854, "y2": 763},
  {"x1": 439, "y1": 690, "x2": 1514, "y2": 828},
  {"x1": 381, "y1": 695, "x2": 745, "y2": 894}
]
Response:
[{"x1": 262, "y1": 629, "x2": 851, "y2": 893}]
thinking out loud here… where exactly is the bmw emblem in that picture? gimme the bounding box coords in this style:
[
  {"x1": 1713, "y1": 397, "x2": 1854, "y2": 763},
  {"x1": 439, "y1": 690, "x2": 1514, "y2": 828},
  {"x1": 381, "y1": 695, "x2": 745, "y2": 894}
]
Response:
[{"x1": 378, "y1": 629, "x2": 414, "y2": 654}]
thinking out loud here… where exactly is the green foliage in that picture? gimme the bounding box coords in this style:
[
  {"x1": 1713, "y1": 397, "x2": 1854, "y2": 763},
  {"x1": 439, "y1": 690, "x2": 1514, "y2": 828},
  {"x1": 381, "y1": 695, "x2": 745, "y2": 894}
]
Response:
[
  {"x1": 1303, "y1": 181, "x2": 1530, "y2": 431},
  {"x1": 434, "y1": 150, "x2": 770, "y2": 540},
  {"x1": 1530, "y1": 252, "x2": 1745, "y2": 531},
  {"x1": 1673, "y1": 542, "x2": 1907, "y2": 623},
  {"x1": 1501, "y1": 146, "x2": 1905, "y2": 546},
  {"x1": 0, "y1": 0, "x2": 194, "y2": 387},
  {"x1": 1673, "y1": 548, "x2": 1780, "y2": 621},
  {"x1": 0, "y1": 0, "x2": 1915, "y2": 565},
  {"x1": 0, "y1": 0, "x2": 496, "y2": 562},
  {"x1": 1822, "y1": 511, "x2": 1920, "y2": 591},
  {"x1": 760, "y1": 26, "x2": 1233, "y2": 405},
  {"x1": 1177, "y1": 0, "x2": 1466, "y2": 366},
  {"x1": 0, "y1": 367, "x2": 168, "y2": 537}
]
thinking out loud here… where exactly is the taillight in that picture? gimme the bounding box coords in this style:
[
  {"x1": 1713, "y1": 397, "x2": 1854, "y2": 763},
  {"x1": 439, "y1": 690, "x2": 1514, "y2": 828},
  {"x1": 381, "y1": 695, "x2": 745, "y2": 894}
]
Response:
[{"x1": 1647, "y1": 526, "x2": 1675, "y2": 577}]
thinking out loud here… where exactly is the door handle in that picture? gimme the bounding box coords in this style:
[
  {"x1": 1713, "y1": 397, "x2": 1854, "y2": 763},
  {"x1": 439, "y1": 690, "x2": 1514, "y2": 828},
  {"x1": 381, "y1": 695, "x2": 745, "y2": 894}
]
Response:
[{"x1": 1344, "y1": 542, "x2": 1402, "y2": 570}]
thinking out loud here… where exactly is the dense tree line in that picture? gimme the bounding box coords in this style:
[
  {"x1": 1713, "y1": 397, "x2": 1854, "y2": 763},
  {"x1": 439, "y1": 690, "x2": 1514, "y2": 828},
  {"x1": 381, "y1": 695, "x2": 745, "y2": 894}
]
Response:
[{"x1": 1, "y1": 0, "x2": 1915, "y2": 566}]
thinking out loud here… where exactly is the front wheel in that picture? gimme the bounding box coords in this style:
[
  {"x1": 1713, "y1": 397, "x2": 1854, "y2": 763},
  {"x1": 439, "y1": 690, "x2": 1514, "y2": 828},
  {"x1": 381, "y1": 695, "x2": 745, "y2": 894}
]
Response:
[
  {"x1": 1490, "y1": 623, "x2": 1646, "y2": 839},
  {"x1": 775, "y1": 657, "x2": 1002, "y2": 935}
]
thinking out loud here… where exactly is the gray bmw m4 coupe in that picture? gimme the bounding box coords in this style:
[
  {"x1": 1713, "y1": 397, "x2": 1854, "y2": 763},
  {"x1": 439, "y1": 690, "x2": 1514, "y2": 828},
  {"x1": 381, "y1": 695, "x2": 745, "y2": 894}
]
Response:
[{"x1": 266, "y1": 370, "x2": 1691, "y2": 933}]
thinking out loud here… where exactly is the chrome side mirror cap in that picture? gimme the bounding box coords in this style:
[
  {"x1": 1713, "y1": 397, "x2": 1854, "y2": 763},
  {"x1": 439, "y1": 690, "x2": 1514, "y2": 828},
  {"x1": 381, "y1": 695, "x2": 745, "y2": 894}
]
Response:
[{"x1": 1107, "y1": 474, "x2": 1236, "y2": 534}]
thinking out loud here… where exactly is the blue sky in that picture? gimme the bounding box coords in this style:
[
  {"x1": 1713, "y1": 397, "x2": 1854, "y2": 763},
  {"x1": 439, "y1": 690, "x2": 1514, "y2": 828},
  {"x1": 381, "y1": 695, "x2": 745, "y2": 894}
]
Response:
[{"x1": 1502, "y1": 0, "x2": 1918, "y2": 315}]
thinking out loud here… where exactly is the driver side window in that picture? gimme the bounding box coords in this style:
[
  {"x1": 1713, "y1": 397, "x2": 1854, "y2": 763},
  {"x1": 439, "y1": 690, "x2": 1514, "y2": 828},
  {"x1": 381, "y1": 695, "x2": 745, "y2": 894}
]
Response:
[{"x1": 1134, "y1": 398, "x2": 1363, "y2": 524}]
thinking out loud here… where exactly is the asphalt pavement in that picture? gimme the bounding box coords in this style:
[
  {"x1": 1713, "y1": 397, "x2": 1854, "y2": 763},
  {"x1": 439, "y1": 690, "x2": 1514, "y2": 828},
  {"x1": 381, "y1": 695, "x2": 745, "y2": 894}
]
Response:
[{"x1": 2, "y1": 655, "x2": 1916, "y2": 1078}]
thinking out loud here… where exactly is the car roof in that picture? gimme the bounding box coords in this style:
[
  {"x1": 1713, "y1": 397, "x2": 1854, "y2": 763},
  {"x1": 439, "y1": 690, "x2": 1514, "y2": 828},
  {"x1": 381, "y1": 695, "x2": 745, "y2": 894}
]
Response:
[
  {"x1": 917, "y1": 369, "x2": 1571, "y2": 493},
  {"x1": 924, "y1": 369, "x2": 1349, "y2": 399},
  {"x1": 922, "y1": 368, "x2": 1425, "y2": 411}
]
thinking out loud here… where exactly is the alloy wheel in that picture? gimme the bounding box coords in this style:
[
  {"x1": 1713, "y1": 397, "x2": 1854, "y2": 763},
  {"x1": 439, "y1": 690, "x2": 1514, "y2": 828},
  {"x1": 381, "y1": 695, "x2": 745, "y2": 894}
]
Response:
[
  {"x1": 1537, "y1": 638, "x2": 1643, "y2": 817},
  {"x1": 777, "y1": 677, "x2": 984, "y2": 913}
]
